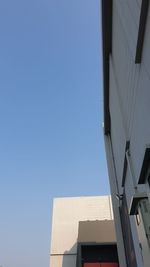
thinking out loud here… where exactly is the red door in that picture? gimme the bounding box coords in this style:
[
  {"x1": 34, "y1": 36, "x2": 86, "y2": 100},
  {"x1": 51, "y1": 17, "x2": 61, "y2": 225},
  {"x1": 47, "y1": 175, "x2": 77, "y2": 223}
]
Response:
[
  {"x1": 84, "y1": 264, "x2": 100, "y2": 267},
  {"x1": 101, "y1": 264, "x2": 118, "y2": 267},
  {"x1": 84, "y1": 263, "x2": 118, "y2": 267}
]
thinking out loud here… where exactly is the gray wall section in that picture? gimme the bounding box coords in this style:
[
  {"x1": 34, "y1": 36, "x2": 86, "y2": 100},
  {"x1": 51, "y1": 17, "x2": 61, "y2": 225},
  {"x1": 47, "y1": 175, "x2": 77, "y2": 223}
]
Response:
[
  {"x1": 113, "y1": 0, "x2": 140, "y2": 58},
  {"x1": 110, "y1": 0, "x2": 150, "y2": 186},
  {"x1": 111, "y1": 0, "x2": 140, "y2": 139},
  {"x1": 104, "y1": 0, "x2": 150, "y2": 266},
  {"x1": 124, "y1": 169, "x2": 144, "y2": 267},
  {"x1": 130, "y1": 65, "x2": 150, "y2": 183},
  {"x1": 109, "y1": 0, "x2": 150, "y2": 192},
  {"x1": 104, "y1": 135, "x2": 127, "y2": 267},
  {"x1": 109, "y1": 58, "x2": 126, "y2": 191}
]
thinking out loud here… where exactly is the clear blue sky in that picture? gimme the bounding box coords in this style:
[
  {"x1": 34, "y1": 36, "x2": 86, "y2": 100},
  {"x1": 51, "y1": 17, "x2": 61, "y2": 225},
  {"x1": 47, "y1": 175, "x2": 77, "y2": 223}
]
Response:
[{"x1": 0, "y1": 0, "x2": 110, "y2": 267}]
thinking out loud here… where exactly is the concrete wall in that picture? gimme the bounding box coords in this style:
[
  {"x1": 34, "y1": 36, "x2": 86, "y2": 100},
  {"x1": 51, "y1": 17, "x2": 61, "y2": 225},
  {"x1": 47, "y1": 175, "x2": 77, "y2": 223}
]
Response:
[
  {"x1": 50, "y1": 196, "x2": 114, "y2": 267},
  {"x1": 78, "y1": 220, "x2": 116, "y2": 243}
]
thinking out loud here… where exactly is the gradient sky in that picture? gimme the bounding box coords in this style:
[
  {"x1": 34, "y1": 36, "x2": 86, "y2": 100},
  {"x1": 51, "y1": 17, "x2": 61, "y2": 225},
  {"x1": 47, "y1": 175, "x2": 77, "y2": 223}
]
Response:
[{"x1": 0, "y1": 1, "x2": 110, "y2": 267}]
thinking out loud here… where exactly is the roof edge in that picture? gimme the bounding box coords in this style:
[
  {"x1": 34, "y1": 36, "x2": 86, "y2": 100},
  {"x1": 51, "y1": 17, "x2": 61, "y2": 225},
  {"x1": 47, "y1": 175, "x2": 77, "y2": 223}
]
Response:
[{"x1": 101, "y1": 0, "x2": 112, "y2": 135}]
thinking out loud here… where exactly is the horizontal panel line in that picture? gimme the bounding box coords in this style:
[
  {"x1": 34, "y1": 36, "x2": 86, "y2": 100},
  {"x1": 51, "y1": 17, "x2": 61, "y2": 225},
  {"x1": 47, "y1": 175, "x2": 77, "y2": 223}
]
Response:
[{"x1": 50, "y1": 253, "x2": 77, "y2": 256}]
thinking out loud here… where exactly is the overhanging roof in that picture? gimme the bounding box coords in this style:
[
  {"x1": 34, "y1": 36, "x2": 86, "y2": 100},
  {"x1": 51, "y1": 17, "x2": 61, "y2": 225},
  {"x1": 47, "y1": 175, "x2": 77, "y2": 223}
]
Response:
[
  {"x1": 101, "y1": 0, "x2": 112, "y2": 135},
  {"x1": 78, "y1": 220, "x2": 116, "y2": 243}
]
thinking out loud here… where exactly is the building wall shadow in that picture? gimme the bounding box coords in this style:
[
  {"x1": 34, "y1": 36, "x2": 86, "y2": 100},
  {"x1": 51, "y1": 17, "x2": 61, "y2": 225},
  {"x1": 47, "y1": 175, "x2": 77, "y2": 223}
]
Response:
[{"x1": 62, "y1": 243, "x2": 77, "y2": 267}]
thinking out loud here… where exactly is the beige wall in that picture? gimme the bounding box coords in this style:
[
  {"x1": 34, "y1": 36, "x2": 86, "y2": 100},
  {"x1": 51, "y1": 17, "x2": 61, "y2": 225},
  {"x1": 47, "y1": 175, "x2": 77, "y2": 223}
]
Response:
[
  {"x1": 50, "y1": 196, "x2": 115, "y2": 267},
  {"x1": 50, "y1": 255, "x2": 76, "y2": 267}
]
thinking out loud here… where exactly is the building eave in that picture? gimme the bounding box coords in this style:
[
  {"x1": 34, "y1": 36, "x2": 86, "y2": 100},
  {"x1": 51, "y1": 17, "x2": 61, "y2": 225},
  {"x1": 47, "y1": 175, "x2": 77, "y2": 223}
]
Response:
[{"x1": 101, "y1": 0, "x2": 112, "y2": 135}]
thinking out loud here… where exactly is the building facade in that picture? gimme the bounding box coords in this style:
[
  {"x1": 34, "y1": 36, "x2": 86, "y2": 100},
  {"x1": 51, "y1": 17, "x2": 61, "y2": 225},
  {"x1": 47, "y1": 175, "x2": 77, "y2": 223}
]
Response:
[
  {"x1": 50, "y1": 196, "x2": 119, "y2": 267},
  {"x1": 102, "y1": 1, "x2": 150, "y2": 267}
]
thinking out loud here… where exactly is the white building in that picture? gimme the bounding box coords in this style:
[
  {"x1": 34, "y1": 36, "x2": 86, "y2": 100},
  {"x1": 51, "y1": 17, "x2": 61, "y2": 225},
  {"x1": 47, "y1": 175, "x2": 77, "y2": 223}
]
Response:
[
  {"x1": 50, "y1": 196, "x2": 119, "y2": 267},
  {"x1": 102, "y1": 1, "x2": 150, "y2": 267}
]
